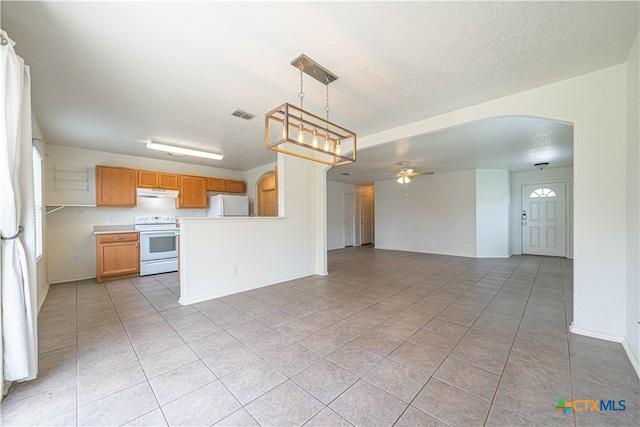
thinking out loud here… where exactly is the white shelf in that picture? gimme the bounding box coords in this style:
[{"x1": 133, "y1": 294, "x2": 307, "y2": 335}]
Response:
[{"x1": 45, "y1": 204, "x2": 96, "y2": 216}]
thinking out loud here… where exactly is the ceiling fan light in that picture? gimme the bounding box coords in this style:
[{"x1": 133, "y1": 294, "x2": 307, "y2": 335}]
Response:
[{"x1": 397, "y1": 176, "x2": 403, "y2": 184}]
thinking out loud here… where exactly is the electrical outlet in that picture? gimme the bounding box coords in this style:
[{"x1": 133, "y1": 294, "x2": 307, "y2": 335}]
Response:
[
  {"x1": 108, "y1": 215, "x2": 115, "y2": 223},
  {"x1": 73, "y1": 254, "x2": 80, "y2": 262},
  {"x1": 231, "y1": 265, "x2": 238, "y2": 275}
]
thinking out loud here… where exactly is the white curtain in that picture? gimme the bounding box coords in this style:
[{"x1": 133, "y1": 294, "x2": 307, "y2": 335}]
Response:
[{"x1": 0, "y1": 30, "x2": 38, "y2": 400}]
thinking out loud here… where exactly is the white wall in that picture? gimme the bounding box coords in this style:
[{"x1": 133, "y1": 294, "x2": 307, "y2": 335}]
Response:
[
  {"x1": 179, "y1": 154, "x2": 318, "y2": 303},
  {"x1": 476, "y1": 169, "x2": 510, "y2": 258},
  {"x1": 510, "y1": 166, "x2": 574, "y2": 258},
  {"x1": 374, "y1": 169, "x2": 509, "y2": 258},
  {"x1": 375, "y1": 170, "x2": 477, "y2": 257},
  {"x1": 625, "y1": 33, "x2": 640, "y2": 375},
  {"x1": 44, "y1": 145, "x2": 247, "y2": 283},
  {"x1": 357, "y1": 64, "x2": 629, "y2": 348}
]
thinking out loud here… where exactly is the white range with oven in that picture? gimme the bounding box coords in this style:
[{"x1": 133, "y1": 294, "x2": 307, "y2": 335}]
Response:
[{"x1": 134, "y1": 216, "x2": 179, "y2": 276}]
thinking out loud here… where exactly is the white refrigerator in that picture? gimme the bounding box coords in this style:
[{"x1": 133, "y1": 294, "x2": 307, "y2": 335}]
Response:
[{"x1": 207, "y1": 194, "x2": 249, "y2": 217}]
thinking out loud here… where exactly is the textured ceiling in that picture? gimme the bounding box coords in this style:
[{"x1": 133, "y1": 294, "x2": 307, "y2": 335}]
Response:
[
  {"x1": 2, "y1": 1, "x2": 638, "y2": 177},
  {"x1": 327, "y1": 116, "x2": 574, "y2": 185}
]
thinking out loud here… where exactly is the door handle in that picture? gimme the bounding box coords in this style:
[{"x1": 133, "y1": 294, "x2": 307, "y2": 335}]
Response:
[{"x1": 521, "y1": 210, "x2": 527, "y2": 225}]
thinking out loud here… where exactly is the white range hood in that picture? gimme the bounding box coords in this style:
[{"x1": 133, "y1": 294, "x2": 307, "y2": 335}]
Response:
[{"x1": 136, "y1": 188, "x2": 179, "y2": 198}]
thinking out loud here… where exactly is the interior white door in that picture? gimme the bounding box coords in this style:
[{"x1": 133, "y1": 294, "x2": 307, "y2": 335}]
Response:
[
  {"x1": 360, "y1": 195, "x2": 374, "y2": 245},
  {"x1": 521, "y1": 182, "x2": 566, "y2": 256},
  {"x1": 344, "y1": 193, "x2": 354, "y2": 247}
]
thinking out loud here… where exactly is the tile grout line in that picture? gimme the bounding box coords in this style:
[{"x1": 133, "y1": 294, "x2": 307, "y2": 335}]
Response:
[
  {"x1": 482, "y1": 256, "x2": 544, "y2": 426},
  {"x1": 394, "y1": 255, "x2": 531, "y2": 426}
]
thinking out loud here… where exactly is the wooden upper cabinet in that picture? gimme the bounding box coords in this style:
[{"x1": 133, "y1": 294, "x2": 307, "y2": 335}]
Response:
[
  {"x1": 177, "y1": 175, "x2": 207, "y2": 208},
  {"x1": 96, "y1": 165, "x2": 137, "y2": 207},
  {"x1": 206, "y1": 178, "x2": 227, "y2": 192},
  {"x1": 227, "y1": 180, "x2": 246, "y2": 193},
  {"x1": 159, "y1": 173, "x2": 179, "y2": 189},
  {"x1": 138, "y1": 170, "x2": 178, "y2": 190},
  {"x1": 206, "y1": 178, "x2": 246, "y2": 193}
]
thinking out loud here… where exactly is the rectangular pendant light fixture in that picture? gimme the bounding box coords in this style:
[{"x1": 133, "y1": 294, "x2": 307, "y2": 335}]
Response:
[
  {"x1": 147, "y1": 141, "x2": 224, "y2": 160},
  {"x1": 265, "y1": 54, "x2": 356, "y2": 166},
  {"x1": 265, "y1": 103, "x2": 356, "y2": 166}
]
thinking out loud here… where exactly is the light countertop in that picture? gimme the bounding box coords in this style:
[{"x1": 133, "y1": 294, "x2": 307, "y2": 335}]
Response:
[{"x1": 93, "y1": 225, "x2": 137, "y2": 235}]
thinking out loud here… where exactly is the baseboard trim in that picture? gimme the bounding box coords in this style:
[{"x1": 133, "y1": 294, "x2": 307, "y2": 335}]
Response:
[
  {"x1": 179, "y1": 272, "x2": 314, "y2": 305},
  {"x1": 570, "y1": 323, "x2": 640, "y2": 379},
  {"x1": 37, "y1": 282, "x2": 51, "y2": 314},
  {"x1": 569, "y1": 323, "x2": 625, "y2": 342},
  {"x1": 621, "y1": 337, "x2": 640, "y2": 379},
  {"x1": 48, "y1": 275, "x2": 95, "y2": 285}
]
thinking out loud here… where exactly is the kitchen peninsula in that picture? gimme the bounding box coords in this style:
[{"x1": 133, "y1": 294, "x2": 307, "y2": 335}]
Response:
[
  {"x1": 178, "y1": 216, "x2": 299, "y2": 304},
  {"x1": 178, "y1": 155, "x2": 327, "y2": 305}
]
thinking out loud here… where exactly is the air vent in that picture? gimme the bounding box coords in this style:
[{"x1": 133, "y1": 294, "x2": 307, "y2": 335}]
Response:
[{"x1": 230, "y1": 109, "x2": 257, "y2": 120}]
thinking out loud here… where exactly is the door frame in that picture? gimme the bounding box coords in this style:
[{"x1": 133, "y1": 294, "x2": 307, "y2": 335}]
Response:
[
  {"x1": 360, "y1": 194, "x2": 374, "y2": 245},
  {"x1": 344, "y1": 193, "x2": 355, "y2": 247},
  {"x1": 519, "y1": 179, "x2": 570, "y2": 257}
]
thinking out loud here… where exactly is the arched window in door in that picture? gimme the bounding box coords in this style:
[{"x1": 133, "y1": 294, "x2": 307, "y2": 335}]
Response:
[{"x1": 529, "y1": 187, "x2": 557, "y2": 198}]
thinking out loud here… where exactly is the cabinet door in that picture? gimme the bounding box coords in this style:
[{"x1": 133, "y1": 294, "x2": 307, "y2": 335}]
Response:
[
  {"x1": 138, "y1": 170, "x2": 178, "y2": 190},
  {"x1": 98, "y1": 242, "x2": 140, "y2": 276},
  {"x1": 96, "y1": 166, "x2": 137, "y2": 207},
  {"x1": 158, "y1": 173, "x2": 178, "y2": 189},
  {"x1": 97, "y1": 241, "x2": 140, "y2": 278},
  {"x1": 206, "y1": 178, "x2": 227, "y2": 191},
  {"x1": 138, "y1": 170, "x2": 159, "y2": 188},
  {"x1": 177, "y1": 175, "x2": 207, "y2": 208},
  {"x1": 227, "y1": 180, "x2": 246, "y2": 193}
]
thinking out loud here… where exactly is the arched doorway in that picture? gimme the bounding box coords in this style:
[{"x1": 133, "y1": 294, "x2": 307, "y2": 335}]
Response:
[{"x1": 256, "y1": 169, "x2": 278, "y2": 217}]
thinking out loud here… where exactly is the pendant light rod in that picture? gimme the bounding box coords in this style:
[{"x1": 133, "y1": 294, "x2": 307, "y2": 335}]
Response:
[
  {"x1": 265, "y1": 54, "x2": 355, "y2": 167},
  {"x1": 291, "y1": 54, "x2": 338, "y2": 85}
]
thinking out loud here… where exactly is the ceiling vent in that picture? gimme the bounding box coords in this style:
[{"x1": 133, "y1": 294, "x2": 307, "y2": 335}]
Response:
[{"x1": 230, "y1": 109, "x2": 257, "y2": 120}]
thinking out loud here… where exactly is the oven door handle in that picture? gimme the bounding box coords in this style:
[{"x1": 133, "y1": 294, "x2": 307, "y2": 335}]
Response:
[
  {"x1": 142, "y1": 258, "x2": 177, "y2": 265},
  {"x1": 139, "y1": 230, "x2": 179, "y2": 235}
]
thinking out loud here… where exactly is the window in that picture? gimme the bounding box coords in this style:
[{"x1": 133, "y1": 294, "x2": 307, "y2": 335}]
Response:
[
  {"x1": 529, "y1": 187, "x2": 556, "y2": 198},
  {"x1": 33, "y1": 146, "x2": 43, "y2": 260}
]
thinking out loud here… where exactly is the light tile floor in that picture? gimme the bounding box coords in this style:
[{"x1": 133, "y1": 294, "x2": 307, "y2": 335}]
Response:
[{"x1": 1, "y1": 247, "x2": 638, "y2": 426}]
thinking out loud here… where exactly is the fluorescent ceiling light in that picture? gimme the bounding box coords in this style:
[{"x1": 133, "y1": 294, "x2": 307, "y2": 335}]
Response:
[{"x1": 147, "y1": 141, "x2": 223, "y2": 160}]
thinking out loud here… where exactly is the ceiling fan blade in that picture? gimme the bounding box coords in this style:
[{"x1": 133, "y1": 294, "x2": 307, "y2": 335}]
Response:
[{"x1": 411, "y1": 171, "x2": 434, "y2": 176}]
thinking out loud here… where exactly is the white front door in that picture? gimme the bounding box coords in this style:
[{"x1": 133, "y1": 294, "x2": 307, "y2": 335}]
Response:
[
  {"x1": 521, "y1": 182, "x2": 566, "y2": 256},
  {"x1": 344, "y1": 193, "x2": 354, "y2": 247},
  {"x1": 360, "y1": 195, "x2": 374, "y2": 245}
]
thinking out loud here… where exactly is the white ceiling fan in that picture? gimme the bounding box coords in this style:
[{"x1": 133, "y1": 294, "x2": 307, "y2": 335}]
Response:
[{"x1": 395, "y1": 162, "x2": 433, "y2": 183}]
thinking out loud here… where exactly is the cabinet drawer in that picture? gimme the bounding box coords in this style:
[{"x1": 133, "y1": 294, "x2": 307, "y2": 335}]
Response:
[{"x1": 97, "y1": 233, "x2": 139, "y2": 244}]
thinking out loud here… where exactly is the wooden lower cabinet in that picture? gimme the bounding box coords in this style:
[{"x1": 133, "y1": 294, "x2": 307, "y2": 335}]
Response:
[{"x1": 96, "y1": 232, "x2": 140, "y2": 282}]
